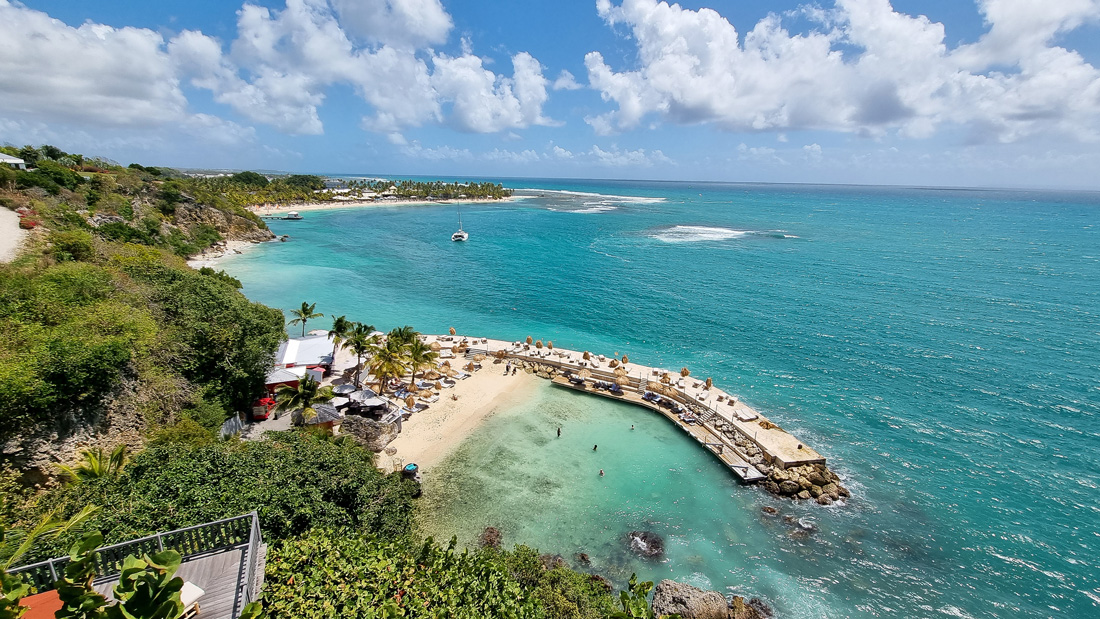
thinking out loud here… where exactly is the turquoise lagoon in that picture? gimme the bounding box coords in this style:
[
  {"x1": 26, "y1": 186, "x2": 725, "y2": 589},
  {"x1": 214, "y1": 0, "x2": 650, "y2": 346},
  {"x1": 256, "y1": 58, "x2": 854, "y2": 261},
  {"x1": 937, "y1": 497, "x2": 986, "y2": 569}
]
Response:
[{"x1": 218, "y1": 180, "x2": 1100, "y2": 618}]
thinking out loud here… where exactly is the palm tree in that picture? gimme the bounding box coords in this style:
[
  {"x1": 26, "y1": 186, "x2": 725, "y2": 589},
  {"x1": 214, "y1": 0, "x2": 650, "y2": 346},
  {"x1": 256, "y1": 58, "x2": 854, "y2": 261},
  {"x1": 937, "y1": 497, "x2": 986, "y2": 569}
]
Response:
[
  {"x1": 387, "y1": 325, "x2": 417, "y2": 347},
  {"x1": 406, "y1": 339, "x2": 438, "y2": 380},
  {"x1": 57, "y1": 445, "x2": 129, "y2": 483},
  {"x1": 329, "y1": 315, "x2": 352, "y2": 361},
  {"x1": 287, "y1": 302, "x2": 324, "y2": 337},
  {"x1": 274, "y1": 375, "x2": 334, "y2": 423},
  {"x1": 343, "y1": 323, "x2": 377, "y2": 387},
  {"x1": 368, "y1": 338, "x2": 410, "y2": 396}
]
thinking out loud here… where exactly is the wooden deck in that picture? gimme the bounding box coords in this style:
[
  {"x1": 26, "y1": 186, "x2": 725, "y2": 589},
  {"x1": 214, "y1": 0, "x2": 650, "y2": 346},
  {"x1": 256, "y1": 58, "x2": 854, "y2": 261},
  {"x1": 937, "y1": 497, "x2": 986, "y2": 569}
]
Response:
[
  {"x1": 93, "y1": 546, "x2": 247, "y2": 619},
  {"x1": 551, "y1": 376, "x2": 766, "y2": 483}
]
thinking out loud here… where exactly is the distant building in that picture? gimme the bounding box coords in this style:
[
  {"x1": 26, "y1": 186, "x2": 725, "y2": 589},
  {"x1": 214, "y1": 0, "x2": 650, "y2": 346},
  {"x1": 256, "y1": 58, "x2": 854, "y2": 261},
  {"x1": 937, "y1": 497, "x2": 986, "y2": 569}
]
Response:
[
  {"x1": 0, "y1": 154, "x2": 27, "y2": 170},
  {"x1": 274, "y1": 333, "x2": 334, "y2": 368}
]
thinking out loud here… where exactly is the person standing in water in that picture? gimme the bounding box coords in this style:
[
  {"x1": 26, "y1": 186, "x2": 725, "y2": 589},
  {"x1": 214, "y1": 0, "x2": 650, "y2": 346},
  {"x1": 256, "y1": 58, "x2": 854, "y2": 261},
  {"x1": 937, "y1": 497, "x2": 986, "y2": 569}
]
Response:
[
  {"x1": 557, "y1": 427, "x2": 561, "y2": 438},
  {"x1": 599, "y1": 469, "x2": 604, "y2": 477},
  {"x1": 593, "y1": 444, "x2": 597, "y2": 451}
]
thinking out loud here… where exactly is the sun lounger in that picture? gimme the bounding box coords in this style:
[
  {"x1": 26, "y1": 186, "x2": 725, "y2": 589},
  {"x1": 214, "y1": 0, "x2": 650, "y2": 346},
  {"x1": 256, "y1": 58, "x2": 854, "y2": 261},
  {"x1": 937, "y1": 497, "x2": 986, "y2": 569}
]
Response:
[{"x1": 181, "y1": 582, "x2": 204, "y2": 618}]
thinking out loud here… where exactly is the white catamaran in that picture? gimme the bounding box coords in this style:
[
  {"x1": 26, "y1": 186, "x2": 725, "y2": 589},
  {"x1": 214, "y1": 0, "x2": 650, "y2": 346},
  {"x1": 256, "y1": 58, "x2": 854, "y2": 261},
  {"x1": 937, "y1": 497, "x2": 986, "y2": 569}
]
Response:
[{"x1": 451, "y1": 206, "x2": 468, "y2": 241}]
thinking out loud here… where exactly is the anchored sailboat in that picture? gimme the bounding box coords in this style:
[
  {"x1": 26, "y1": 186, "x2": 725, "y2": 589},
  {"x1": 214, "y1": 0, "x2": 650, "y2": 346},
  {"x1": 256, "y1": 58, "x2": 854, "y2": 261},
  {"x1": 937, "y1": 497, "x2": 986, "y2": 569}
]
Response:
[{"x1": 451, "y1": 206, "x2": 468, "y2": 241}]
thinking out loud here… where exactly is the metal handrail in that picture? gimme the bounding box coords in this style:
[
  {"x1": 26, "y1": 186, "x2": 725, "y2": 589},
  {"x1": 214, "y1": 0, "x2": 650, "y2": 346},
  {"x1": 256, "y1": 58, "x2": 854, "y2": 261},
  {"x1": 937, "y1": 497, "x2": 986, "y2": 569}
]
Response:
[{"x1": 10, "y1": 511, "x2": 262, "y2": 609}]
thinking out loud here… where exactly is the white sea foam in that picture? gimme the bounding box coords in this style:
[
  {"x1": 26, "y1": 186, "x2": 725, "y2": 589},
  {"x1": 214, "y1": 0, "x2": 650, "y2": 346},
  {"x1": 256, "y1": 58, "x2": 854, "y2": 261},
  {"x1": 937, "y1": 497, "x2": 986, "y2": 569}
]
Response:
[
  {"x1": 515, "y1": 188, "x2": 665, "y2": 204},
  {"x1": 652, "y1": 225, "x2": 750, "y2": 243}
]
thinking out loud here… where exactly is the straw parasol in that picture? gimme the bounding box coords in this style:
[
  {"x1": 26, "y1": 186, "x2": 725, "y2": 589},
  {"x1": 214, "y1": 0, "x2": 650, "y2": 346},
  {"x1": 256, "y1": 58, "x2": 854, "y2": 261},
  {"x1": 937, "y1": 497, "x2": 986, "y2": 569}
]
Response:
[
  {"x1": 622, "y1": 355, "x2": 629, "y2": 364},
  {"x1": 535, "y1": 340, "x2": 543, "y2": 349},
  {"x1": 493, "y1": 349, "x2": 506, "y2": 359},
  {"x1": 474, "y1": 354, "x2": 486, "y2": 362},
  {"x1": 680, "y1": 367, "x2": 691, "y2": 377},
  {"x1": 405, "y1": 395, "x2": 416, "y2": 408},
  {"x1": 614, "y1": 376, "x2": 630, "y2": 386},
  {"x1": 660, "y1": 373, "x2": 671, "y2": 384},
  {"x1": 444, "y1": 367, "x2": 459, "y2": 377},
  {"x1": 614, "y1": 367, "x2": 628, "y2": 378},
  {"x1": 547, "y1": 341, "x2": 554, "y2": 350},
  {"x1": 449, "y1": 327, "x2": 456, "y2": 335},
  {"x1": 705, "y1": 377, "x2": 713, "y2": 389},
  {"x1": 609, "y1": 359, "x2": 619, "y2": 368},
  {"x1": 430, "y1": 341, "x2": 441, "y2": 351},
  {"x1": 419, "y1": 389, "x2": 434, "y2": 398},
  {"x1": 583, "y1": 351, "x2": 591, "y2": 360},
  {"x1": 526, "y1": 336, "x2": 533, "y2": 345},
  {"x1": 647, "y1": 381, "x2": 663, "y2": 391},
  {"x1": 577, "y1": 369, "x2": 592, "y2": 379},
  {"x1": 464, "y1": 362, "x2": 476, "y2": 372},
  {"x1": 434, "y1": 381, "x2": 443, "y2": 390},
  {"x1": 441, "y1": 360, "x2": 451, "y2": 368}
]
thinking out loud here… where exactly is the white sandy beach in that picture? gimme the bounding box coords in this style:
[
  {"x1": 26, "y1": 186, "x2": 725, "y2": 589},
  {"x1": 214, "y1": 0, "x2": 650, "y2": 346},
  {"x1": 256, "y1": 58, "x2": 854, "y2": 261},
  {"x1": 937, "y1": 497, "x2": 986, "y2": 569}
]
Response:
[
  {"x1": 0, "y1": 208, "x2": 27, "y2": 263},
  {"x1": 376, "y1": 368, "x2": 540, "y2": 473},
  {"x1": 186, "y1": 239, "x2": 266, "y2": 269}
]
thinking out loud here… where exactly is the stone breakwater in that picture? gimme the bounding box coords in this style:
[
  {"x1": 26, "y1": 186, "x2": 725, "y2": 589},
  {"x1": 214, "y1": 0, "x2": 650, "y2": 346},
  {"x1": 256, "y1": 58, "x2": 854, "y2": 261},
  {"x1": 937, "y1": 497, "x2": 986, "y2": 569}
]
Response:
[
  {"x1": 500, "y1": 357, "x2": 848, "y2": 504},
  {"x1": 762, "y1": 463, "x2": 850, "y2": 505}
]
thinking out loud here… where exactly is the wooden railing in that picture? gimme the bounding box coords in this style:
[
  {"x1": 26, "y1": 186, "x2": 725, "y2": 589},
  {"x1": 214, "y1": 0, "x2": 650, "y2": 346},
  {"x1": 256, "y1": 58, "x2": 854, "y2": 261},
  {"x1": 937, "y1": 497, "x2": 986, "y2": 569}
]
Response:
[{"x1": 10, "y1": 512, "x2": 262, "y2": 615}]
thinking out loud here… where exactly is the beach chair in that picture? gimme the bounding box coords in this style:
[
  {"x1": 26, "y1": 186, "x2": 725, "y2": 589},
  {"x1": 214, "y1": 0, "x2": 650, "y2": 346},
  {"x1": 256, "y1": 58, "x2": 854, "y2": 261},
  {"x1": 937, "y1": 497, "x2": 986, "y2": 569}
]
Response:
[{"x1": 181, "y1": 582, "x2": 204, "y2": 618}]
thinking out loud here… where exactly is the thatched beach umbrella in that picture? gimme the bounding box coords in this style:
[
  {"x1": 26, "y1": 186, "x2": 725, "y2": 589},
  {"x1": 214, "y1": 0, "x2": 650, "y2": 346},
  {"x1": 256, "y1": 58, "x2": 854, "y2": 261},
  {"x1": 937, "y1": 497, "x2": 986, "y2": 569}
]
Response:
[
  {"x1": 425, "y1": 370, "x2": 441, "y2": 380},
  {"x1": 680, "y1": 367, "x2": 691, "y2": 377},
  {"x1": 535, "y1": 340, "x2": 543, "y2": 349},
  {"x1": 583, "y1": 351, "x2": 591, "y2": 360},
  {"x1": 405, "y1": 395, "x2": 416, "y2": 408},
  {"x1": 615, "y1": 376, "x2": 630, "y2": 386},
  {"x1": 705, "y1": 377, "x2": 713, "y2": 389},
  {"x1": 547, "y1": 341, "x2": 554, "y2": 350},
  {"x1": 647, "y1": 381, "x2": 663, "y2": 391},
  {"x1": 444, "y1": 368, "x2": 458, "y2": 377},
  {"x1": 609, "y1": 359, "x2": 619, "y2": 368},
  {"x1": 430, "y1": 341, "x2": 441, "y2": 351},
  {"x1": 449, "y1": 327, "x2": 456, "y2": 335},
  {"x1": 660, "y1": 373, "x2": 671, "y2": 384},
  {"x1": 526, "y1": 336, "x2": 533, "y2": 345},
  {"x1": 577, "y1": 369, "x2": 592, "y2": 379},
  {"x1": 473, "y1": 354, "x2": 486, "y2": 362},
  {"x1": 441, "y1": 360, "x2": 451, "y2": 368},
  {"x1": 614, "y1": 367, "x2": 628, "y2": 377},
  {"x1": 621, "y1": 355, "x2": 629, "y2": 365},
  {"x1": 434, "y1": 381, "x2": 443, "y2": 390},
  {"x1": 493, "y1": 349, "x2": 506, "y2": 359},
  {"x1": 464, "y1": 362, "x2": 476, "y2": 372},
  {"x1": 419, "y1": 389, "x2": 434, "y2": 398}
]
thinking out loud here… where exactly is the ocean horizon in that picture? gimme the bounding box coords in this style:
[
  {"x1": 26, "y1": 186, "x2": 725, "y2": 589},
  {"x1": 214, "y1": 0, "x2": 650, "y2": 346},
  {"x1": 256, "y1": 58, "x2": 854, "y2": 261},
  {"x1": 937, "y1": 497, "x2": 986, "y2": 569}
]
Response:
[{"x1": 217, "y1": 177, "x2": 1100, "y2": 618}]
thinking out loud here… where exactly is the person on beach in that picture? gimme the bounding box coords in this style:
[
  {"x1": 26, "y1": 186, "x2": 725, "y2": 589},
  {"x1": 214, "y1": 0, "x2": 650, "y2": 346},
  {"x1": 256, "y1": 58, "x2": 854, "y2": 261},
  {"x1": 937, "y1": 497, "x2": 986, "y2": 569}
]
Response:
[
  {"x1": 512, "y1": 367, "x2": 518, "y2": 376},
  {"x1": 505, "y1": 362, "x2": 511, "y2": 375}
]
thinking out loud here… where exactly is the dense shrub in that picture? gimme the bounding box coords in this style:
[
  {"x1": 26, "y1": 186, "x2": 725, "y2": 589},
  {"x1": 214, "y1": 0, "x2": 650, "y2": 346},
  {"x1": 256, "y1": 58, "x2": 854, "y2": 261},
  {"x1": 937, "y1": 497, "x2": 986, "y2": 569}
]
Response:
[
  {"x1": 263, "y1": 530, "x2": 541, "y2": 619},
  {"x1": 34, "y1": 432, "x2": 418, "y2": 555}
]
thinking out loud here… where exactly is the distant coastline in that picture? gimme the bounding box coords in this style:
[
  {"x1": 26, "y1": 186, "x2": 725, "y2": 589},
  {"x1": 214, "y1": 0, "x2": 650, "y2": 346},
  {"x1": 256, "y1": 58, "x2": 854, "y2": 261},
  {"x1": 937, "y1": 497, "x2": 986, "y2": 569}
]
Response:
[{"x1": 249, "y1": 195, "x2": 518, "y2": 216}]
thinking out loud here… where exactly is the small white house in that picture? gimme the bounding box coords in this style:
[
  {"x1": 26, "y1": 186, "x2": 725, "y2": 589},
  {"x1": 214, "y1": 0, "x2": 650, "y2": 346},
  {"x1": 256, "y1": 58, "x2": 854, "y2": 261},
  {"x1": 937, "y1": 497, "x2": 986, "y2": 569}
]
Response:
[{"x1": 0, "y1": 154, "x2": 27, "y2": 170}]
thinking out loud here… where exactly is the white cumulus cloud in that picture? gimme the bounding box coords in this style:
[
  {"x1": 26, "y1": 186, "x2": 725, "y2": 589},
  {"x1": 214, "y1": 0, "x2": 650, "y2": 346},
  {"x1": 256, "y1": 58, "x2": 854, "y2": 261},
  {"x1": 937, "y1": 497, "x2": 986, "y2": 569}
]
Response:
[{"x1": 585, "y1": 0, "x2": 1100, "y2": 143}]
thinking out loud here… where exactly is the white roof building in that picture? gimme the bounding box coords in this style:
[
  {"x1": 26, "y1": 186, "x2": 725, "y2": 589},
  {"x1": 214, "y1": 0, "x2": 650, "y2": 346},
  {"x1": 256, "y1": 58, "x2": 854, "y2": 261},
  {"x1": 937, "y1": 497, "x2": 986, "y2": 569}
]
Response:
[
  {"x1": 0, "y1": 154, "x2": 27, "y2": 170},
  {"x1": 275, "y1": 334, "x2": 335, "y2": 368}
]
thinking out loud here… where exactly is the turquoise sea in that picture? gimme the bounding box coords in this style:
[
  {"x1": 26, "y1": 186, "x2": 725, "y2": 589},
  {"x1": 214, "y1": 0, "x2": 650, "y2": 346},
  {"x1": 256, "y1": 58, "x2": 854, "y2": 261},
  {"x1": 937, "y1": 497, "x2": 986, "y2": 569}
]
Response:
[{"x1": 218, "y1": 179, "x2": 1100, "y2": 618}]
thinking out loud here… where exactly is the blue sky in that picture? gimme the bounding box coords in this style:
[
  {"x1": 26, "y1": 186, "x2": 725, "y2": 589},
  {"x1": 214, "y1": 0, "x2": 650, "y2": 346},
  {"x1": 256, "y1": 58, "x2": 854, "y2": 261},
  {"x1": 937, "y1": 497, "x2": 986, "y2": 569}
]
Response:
[{"x1": 3, "y1": 0, "x2": 1100, "y2": 189}]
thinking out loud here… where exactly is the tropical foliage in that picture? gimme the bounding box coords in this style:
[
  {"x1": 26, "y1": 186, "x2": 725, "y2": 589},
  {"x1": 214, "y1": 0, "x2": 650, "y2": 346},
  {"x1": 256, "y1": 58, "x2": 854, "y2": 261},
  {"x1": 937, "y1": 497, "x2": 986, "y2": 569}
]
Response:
[
  {"x1": 287, "y1": 301, "x2": 323, "y2": 337},
  {"x1": 274, "y1": 375, "x2": 334, "y2": 422},
  {"x1": 29, "y1": 432, "x2": 417, "y2": 558},
  {"x1": 56, "y1": 446, "x2": 129, "y2": 483}
]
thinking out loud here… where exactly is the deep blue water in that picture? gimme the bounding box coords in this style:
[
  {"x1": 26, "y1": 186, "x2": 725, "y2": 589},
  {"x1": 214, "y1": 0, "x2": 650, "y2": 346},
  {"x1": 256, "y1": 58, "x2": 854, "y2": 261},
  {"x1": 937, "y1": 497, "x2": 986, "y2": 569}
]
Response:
[{"x1": 220, "y1": 180, "x2": 1100, "y2": 618}]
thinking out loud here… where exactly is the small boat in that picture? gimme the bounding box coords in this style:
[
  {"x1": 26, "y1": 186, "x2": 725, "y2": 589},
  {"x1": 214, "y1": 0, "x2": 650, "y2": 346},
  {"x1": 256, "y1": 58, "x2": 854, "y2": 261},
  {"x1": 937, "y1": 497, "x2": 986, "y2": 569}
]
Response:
[
  {"x1": 451, "y1": 206, "x2": 468, "y2": 241},
  {"x1": 283, "y1": 211, "x2": 303, "y2": 220}
]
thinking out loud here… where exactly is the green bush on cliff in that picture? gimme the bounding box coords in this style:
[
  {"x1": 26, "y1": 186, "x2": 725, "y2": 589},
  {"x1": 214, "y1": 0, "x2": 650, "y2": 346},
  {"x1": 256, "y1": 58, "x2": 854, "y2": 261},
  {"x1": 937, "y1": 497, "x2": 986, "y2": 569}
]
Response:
[{"x1": 32, "y1": 432, "x2": 418, "y2": 558}]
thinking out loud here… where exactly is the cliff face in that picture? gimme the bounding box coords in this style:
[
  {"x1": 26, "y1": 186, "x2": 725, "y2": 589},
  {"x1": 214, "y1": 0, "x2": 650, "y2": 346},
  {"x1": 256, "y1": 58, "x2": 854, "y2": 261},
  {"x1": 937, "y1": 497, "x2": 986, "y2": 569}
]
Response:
[{"x1": 173, "y1": 202, "x2": 274, "y2": 243}]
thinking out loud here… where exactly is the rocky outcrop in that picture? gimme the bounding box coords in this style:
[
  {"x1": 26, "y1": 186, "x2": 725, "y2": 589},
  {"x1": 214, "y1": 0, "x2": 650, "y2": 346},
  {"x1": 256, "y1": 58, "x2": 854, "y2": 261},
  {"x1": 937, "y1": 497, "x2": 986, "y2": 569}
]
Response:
[
  {"x1": 762, "y1": 463, "x2": 850, "y2": 504},
  {"x1": 478, "y1": 526, "x2": 502, "y2": 549},
  {"x1": 651, "y1": 580, "x2": 771, "y2": 619},
  {"x1": 174, "y1": 203, "x2": 274, "y2": 243},
  {"x1": 339, "y1": 415, "x2": 399, "y2": 451},
  {"x1": 627, "y1": 530, "x2": 665, "y2": 559}
]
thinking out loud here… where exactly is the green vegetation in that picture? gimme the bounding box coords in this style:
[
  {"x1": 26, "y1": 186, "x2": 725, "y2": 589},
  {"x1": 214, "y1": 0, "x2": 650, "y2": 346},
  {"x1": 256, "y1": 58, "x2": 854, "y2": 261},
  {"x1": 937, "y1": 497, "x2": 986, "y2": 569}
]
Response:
[
  {"x1": 355, "y1": 179, "x2": 512, "y2": 200},
  {"x1": 0, "y1": 148, "x2": 663, "y2": 617},
  {"x1": 274, "y1": 375, "x2": 334, "y2": 421}
]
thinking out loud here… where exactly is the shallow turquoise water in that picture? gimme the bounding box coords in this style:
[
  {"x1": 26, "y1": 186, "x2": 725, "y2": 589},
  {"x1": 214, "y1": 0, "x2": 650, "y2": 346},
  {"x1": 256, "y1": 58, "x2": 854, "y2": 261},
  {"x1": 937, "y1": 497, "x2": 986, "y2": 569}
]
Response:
[{"x1": 220, "y1": 180, "x2": 1100, "y2": 618}]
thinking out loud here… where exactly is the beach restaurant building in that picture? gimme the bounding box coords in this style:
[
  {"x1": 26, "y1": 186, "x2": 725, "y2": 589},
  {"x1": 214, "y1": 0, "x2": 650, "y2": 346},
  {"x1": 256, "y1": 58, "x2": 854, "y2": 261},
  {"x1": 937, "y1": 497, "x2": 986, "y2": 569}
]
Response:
[{"x1": 263, "y1": 333, "x2": 334, "y2": 394}]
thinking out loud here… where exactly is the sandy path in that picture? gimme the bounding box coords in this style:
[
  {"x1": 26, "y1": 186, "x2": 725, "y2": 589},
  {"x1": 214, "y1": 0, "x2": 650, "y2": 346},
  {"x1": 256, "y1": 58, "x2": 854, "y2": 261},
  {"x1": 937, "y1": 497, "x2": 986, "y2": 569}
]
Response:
[{"x1": 0, "y1": 208, "x2": 27, "y2": 263}]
